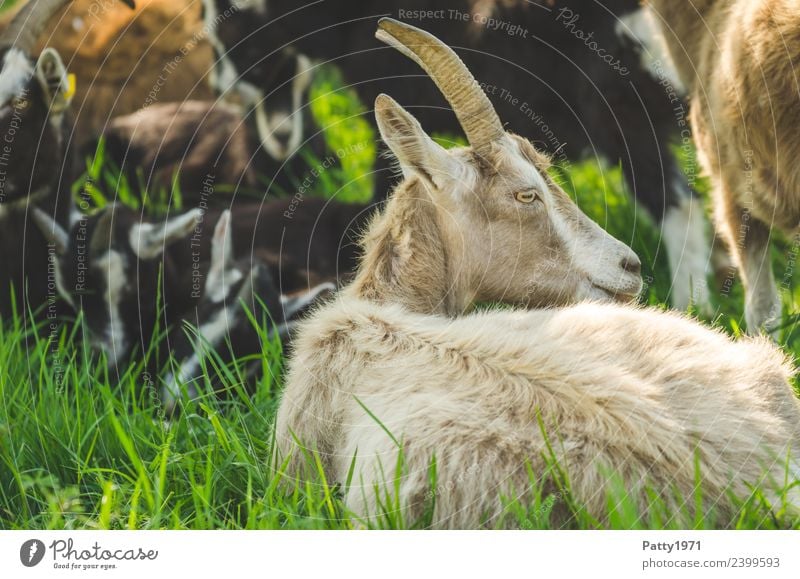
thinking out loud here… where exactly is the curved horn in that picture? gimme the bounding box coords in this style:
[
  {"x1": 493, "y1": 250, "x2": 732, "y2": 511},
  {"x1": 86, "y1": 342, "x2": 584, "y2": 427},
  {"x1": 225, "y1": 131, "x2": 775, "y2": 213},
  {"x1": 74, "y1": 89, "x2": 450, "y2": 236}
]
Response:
[
  {"x1": 375, "y1": 17, "x2": 504, "y2": 153},
  {"x1": 0, "y1": 0, "x2": 136, "y2": 54}
]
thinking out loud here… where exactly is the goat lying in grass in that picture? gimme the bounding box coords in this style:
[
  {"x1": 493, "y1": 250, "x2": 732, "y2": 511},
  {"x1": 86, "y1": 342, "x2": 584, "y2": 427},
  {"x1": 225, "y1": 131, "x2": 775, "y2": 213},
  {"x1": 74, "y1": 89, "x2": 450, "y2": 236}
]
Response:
[
  {"x1": 647, "y1": 0, "x2": 800, "y2": 334},
  {"x1": 164, "y1": 209, "x2": 334, "y2": 411},
  {"x1": 33, "y1": 197, "x2": 364, "y2": 372},
  {"x1": 34, "y1": 204, "x2": 206, "y2": 369},
  {"x1": 274, "y1": 19, "x2": 800, "y2": 529}
]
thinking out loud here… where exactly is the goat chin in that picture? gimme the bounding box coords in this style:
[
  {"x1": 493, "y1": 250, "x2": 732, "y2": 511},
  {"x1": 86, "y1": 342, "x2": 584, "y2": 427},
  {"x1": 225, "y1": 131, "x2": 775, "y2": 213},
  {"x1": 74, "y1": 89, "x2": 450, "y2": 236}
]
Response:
[{"x1": 579, "y1": 282, "x2": 640, "y2": 305}]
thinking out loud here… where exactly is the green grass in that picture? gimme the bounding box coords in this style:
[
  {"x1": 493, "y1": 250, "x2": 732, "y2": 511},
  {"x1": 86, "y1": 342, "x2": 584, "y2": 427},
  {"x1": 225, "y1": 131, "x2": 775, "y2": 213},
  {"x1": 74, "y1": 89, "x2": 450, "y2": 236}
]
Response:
[
  {"x1": 2, "y1": 64, "x2": 800, "y2": 530},
  {"x1": 0, "y1": 0, "x2": 18, "y2": 14}
]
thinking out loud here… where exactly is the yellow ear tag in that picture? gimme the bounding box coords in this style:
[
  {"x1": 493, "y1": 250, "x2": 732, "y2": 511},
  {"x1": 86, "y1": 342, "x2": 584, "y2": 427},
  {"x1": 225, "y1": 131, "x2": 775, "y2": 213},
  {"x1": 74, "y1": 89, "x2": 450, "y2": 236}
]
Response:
[{"x1": 64, "y1": 73, "x2": 77, "y2": 100}]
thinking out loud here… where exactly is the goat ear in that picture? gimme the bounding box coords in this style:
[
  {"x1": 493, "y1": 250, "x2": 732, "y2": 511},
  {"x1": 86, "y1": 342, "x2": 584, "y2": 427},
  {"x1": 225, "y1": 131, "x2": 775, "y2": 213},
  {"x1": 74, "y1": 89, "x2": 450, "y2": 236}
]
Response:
[
  {"x1": 130, "y1": 209, "x2": 201, "y2": 260},
  {"x1": 31, "y1": 208, "x2": 68, "y2": 255},
  {"x1": 205, "y1": 210, "x2": 243, "y2": 302},
  {"x1": 35, "y1": 48, "x2": 73, "y2": 114},
  {"x1": 375, "y1": 94, "x2": 455, "y2": 188}
]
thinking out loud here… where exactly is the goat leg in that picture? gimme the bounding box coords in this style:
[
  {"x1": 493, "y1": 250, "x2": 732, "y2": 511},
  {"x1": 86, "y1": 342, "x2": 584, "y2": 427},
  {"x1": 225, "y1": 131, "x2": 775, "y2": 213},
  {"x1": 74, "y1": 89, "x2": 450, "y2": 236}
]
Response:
[{"x1": 716, "y1": 188, "x2": 781, "y2": 336}]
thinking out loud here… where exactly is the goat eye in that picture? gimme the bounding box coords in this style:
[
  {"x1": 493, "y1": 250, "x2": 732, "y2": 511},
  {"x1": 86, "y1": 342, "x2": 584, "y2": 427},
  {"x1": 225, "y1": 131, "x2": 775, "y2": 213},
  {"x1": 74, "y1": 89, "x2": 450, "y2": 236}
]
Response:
[{"x1": 514, "y1": 190, "x2": 539, "y2": 204}]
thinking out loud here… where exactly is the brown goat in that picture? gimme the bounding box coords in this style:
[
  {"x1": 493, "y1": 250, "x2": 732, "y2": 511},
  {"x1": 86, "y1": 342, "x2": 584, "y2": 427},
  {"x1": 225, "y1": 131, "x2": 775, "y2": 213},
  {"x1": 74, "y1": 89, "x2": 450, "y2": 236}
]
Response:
[
  {"x1": 0, "y1": 0, "x2": 214, "y2": 146},
  {"x1": 648, "y1": 0, "x2": 800, "y2": 334}
]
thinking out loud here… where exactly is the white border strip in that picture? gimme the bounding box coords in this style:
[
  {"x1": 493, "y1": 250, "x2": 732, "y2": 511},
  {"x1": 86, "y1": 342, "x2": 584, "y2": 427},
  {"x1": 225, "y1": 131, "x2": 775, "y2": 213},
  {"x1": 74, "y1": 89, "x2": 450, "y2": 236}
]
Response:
[{"x1": 1, "y1": 530, "x2": 798, "y2": 577}]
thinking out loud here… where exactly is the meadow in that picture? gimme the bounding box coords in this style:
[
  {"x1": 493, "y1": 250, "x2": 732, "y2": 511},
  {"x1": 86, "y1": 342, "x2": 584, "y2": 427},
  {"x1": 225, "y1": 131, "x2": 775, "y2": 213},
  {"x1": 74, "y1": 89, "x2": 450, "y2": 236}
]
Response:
[{"x1": 1, "y1": 59, "x2": 799, "y2": 530}]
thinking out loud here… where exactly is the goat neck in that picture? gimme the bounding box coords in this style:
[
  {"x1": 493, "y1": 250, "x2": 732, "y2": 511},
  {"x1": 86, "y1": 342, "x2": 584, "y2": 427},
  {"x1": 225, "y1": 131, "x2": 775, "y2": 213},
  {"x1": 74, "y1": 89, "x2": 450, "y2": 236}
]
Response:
[{"x1": 347, "y1": 179, "x2": 466, "y2": 316}]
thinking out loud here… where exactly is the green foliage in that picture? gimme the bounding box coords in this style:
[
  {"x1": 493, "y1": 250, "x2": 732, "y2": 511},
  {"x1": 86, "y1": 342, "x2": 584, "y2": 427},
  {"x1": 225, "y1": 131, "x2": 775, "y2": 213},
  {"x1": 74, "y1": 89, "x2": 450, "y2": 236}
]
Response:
[
  {"x1": 431, "y1": 132, "x2": 468, "y2": 149},
  {"x1": 306, "y1": 65, "x2": 376, "y2": 203},
  {"x1": 73, "y1": 137, "x2": 183, "y2": 217},
  {"x1": 0, "y1": 0, "x2": 19, "y2": 14}
]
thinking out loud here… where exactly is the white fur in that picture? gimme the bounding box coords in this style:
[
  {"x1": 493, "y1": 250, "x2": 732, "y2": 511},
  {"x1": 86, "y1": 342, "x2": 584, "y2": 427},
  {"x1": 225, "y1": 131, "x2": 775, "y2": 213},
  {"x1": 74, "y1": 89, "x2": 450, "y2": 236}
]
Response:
[
  {"x1": 505, "y1": 141, "x2": 640, "y2": 299},
  {"x1": 510, "y1": 138, "x2": 550, "y2": 193},
  {"x1": 203, "y1": 0, "x2": 242, "y2": 98},
  {"x1": 278, "y1": 298, "x2": 800, "y2": 528},
  {"x1": 205, "y1": 210, "x2": 243, "y2": 303},
  {"x1": 743, "y1": 231, "x2": 782, "y2": 336},
  {"x1": 616, "y1": 7, "x2": 685, "y2": 94},
  {"x1": 230, "y1": 0, "x2": 267, "y2": 15},
  {"x1": 93, "y1": 250, "x2": 129, "y2": 368},
  {"x1": 663, "y1": 195, "x2": 712, "y2": 313},
  {"x1": 281, "y1": 282, "x2": 336, "y2": 319},
  {"x1": 54, "y1": 265, "x2": 75, "y2": 311},
  {"x1": 35, "y1": 48, "x2": 71, "y2": 131},
  {"x1": 30, "y1": 209, "x2": 75, "y2": 308},
  {"x1": 163, "y1": 305, "x2": 233, "y2": 408},
  {"x1": 205, "y1": 0, "x2": 312, "y2": 163},
  {"x1": 0, "y1": 48, "x2": 33, "y2": 106},
  {"x1": 253, "y1": 54, "x2": 313, "y2": 161},
  {"x1": 129, "y1": 209, "x2": 202, "y2": 260}
]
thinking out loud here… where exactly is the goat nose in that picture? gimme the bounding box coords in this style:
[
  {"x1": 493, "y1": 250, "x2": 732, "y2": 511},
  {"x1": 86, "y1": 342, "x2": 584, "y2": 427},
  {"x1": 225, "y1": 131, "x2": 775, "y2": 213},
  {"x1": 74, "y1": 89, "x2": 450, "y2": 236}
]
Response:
[{"x1": 621, "y1": 254, "x2": 641, "y2": 275}]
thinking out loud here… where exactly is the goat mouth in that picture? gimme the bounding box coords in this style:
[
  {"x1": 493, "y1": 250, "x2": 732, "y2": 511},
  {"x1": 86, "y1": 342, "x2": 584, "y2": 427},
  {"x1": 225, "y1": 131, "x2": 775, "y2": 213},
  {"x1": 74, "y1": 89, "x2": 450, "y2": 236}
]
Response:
[{"x1": 591, "y1": 284, "x2": 640, "y2": 304}]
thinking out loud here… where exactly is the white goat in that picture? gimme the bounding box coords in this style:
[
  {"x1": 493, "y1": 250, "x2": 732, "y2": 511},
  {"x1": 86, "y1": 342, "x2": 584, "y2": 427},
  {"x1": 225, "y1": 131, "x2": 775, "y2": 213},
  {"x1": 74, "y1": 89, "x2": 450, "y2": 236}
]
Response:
[{"x1": 274, "y1": 19, "x2": 800, "y2": 528}]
